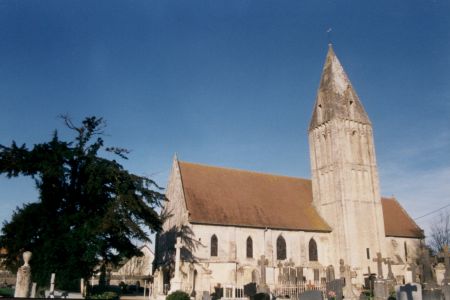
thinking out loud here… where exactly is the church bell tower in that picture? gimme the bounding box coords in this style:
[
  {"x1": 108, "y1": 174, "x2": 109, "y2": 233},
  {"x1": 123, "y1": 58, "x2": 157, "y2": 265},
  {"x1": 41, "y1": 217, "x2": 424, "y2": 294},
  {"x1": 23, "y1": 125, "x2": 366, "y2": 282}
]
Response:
[{"x1": 308, "y1": 45, "x2": 386, "y2": 277}]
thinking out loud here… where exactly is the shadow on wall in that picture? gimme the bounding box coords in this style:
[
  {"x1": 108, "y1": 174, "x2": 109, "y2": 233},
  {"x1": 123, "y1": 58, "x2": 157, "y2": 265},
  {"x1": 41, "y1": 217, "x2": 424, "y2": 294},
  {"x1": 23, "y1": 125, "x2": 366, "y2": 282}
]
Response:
[{"x1": 153, "y1": 209, "x2": 204, "y2": 280}]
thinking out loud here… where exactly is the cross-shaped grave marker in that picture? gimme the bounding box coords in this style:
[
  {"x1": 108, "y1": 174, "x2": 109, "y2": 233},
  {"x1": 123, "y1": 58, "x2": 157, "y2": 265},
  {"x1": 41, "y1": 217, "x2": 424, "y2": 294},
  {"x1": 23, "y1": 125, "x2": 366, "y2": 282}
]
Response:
[
  {"x1": 258, "y1": 255, "x2": 269, "y2": 285},
  {"x1": 373, "y1": 252, "x2": 384, "y2": 279},
  {"x1": 399, "y1": 283, "x2": 418, "y2": 300},
  {"x1": 384, "y1": 257, "x2": 395, "y2": 280}
]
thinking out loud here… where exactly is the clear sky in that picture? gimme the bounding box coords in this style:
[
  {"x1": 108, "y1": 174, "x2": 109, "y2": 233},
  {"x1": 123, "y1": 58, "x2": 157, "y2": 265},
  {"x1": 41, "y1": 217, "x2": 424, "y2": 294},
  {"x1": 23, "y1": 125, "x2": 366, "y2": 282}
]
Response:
[{"x1": 0, "y1": 0, "x2": 449, "y2": 239}]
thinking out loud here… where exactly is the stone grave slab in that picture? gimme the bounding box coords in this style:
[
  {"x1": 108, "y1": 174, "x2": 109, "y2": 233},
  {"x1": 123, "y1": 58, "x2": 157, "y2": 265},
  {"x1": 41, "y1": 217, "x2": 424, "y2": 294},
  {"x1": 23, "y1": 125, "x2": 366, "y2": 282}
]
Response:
[
  {"x1": 396, "y1": 283, "x2": 422, "y2": 300},
  {"x1": 422, "y1": 289, "x2": 442, "y2": 300},
  {"x1": 244, "y1": 282, "x2": 257, "y2": 298},
  {"x1": 326, "y1": 279, "x2": 343, "y2": 300},
  {"x1": 374, "y1": 279, "x2": 389, "y2": 300},
  {"x1": 299, "y1": 290, "x2": 323, "y2": 300},
  {"x1": 442, "y1": 285, "x2": 450, "y2": 300}
]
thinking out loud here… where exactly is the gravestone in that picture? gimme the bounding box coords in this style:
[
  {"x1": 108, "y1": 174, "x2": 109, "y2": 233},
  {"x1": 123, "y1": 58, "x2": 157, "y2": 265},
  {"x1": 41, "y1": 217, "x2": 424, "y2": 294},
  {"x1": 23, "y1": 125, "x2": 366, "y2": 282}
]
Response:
[
  {"x1": 408, "y1": 263, "x2": 419, "y2": 283},
  {"x1": 299, "y1": 290, "x2": 323, "y2": 300},
  {"x1": 290, "y1": 268, "x2": 297, "y2": 284},
  {"x1": 326, "y1": 265, "x2": 336, "y2": 282},
  {"x1": 14, "y1": 251, "x2": 32, "y2": 298},
  {"x1": 421, "y1": 248, "x2": 437, "y2": 289},
  {"x1": 373, "y1": 280, "x2": 389, "y2": 300},
  {"x1": 297, "y1": 267, "x2": 305, "y2": 282},
  {"x1": 326, "y1": 279, "x2": 343, "y2": 300},
  {"x1": 384, "y1": 258, "x2": 395, "y2": 280},
  {"x1": 373, "y1": 253, "x2": 384, "y2": 279},
  {"x1": 442, "y1": 285, "x2": 450, "y2": 300},
  {"x1": 396, "y1": 283, "x2": 422, "y2": 300},
  {"x1": 340, "y1": 259, "x2": 357, "y2": 300},
  {"x1": 202, "y1": 291, "x2": 211, "y2": 300},
  {"x1": 435, "y1": 263, "x2": 445, "y2": 285},
  {"x1": 363, "y1": 266, "x2": 376, "y2": 294},
  {"x1": 422, "y1": 289, "x2": 442, "y2": 300},
  {"x1": 438, "y1": 246, "x2": 450, "y2": 285},
  {"x1": 257, "y1": 255, "x2": 269, "y2": 293},
  {"x1": 244, "y1": 282, "x2": 257, "y2": 298},
  {"x1": 254, "y1": 292, "x2": 270, "y2": 300},
  {"x1": 30, "y1": 282, "x2": 37, "y2": 298}
]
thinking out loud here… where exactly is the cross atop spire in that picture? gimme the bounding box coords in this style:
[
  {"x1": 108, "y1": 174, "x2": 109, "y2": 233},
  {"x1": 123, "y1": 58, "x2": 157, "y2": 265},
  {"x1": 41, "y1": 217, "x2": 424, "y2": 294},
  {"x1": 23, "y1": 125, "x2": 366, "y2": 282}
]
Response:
[{"x1": 309, "y1": 45, "x2": 370, "y2": 130}]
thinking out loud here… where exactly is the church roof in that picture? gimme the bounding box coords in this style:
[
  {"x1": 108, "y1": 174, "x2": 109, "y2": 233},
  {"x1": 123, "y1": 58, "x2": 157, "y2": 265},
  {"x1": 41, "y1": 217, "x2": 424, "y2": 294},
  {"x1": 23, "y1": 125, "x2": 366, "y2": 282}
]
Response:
[
  {"x1": 381, "y1": 197, "x2": 424, "y2": 238},
  {"x1": 178, "y1": 161, "x2": 331, "y2": 232},
  {"x1": 309, "y1": 45, "x2": 370, "y2": 130},
  {"x1": 177, "y1": 161, "x2": 423, "y2": 238}
]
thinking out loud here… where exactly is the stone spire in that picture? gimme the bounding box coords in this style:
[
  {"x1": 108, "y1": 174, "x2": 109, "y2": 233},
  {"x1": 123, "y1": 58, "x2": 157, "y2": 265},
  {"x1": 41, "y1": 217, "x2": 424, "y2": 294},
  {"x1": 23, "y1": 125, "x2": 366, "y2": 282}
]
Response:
[{"x1": 309, "y1": 45, "x2": 370, "y2": 130}]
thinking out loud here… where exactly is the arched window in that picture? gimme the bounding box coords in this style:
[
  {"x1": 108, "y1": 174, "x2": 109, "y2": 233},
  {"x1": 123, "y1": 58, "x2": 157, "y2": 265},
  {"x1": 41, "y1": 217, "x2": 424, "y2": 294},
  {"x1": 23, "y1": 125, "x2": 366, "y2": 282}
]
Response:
[
  {"x1": 309, "y1": 238, "x2": 318, "y2": 261},
  {"x1": 211, "y1": 234, "x2": 218, "y2": 257},
  {"x1": 246, "y1": 236, "x2": 253, "y2": 258},
  {"x1": 277, "y1": 235, "x2": 286, "y2": 260}
]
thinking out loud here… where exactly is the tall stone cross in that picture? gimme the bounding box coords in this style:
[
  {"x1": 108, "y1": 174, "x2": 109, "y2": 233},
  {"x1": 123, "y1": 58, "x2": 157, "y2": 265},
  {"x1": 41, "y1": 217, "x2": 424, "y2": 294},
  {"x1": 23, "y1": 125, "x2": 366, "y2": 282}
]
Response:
[
  {"x1": 407, "y1": 263, "x2": 418, "y2": 283},
  {"x1": 384, "y1": 257, "x2": 395, "y2": 280},
  {"x1": 438, "y1": 245, "x2": 450, "y2": 284},
  {"x1": 258, "y1": 255, "x2": 269, "y2": 285},
  {"x1": 420, "y1": 247, "x2": 436, "y2": 287},
  {"x1": 173, "y1": 237, "x2": 183, "y2": 280},
  {"x1": 373, "y1": 252, "x2": 384, "y2": 279}
]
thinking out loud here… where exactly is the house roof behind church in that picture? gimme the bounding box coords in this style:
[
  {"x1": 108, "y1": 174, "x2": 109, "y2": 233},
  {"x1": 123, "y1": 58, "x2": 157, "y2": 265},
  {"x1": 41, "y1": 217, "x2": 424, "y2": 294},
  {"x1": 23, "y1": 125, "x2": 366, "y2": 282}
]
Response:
[
  {"x1": 178, "y1": 161, "x2": 423, "y2": 238},
  {"x1": 179, "y1": 161, "x2": 331, "y2": 232}
]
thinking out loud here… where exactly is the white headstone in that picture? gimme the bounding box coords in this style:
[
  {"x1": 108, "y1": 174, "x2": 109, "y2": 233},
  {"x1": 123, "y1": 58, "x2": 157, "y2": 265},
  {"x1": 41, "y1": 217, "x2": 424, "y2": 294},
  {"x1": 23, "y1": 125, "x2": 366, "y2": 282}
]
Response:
[{"x1": 14, "y1": 251, "x2": 32, "y2": 298}]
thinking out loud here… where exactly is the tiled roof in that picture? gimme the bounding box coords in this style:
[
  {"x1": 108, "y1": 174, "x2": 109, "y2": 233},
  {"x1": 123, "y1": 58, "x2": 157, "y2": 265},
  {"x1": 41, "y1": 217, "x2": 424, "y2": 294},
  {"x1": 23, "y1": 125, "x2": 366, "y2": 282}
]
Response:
[
  {"x1": 381, "y1": 197, "x2": 424, "y2": 238},
  {"x1": 176, "y1": 161, "x2": 423, "y2": 239},
  {"x1": 178, "y1": 161, "x2": 331, "y2": 232}
]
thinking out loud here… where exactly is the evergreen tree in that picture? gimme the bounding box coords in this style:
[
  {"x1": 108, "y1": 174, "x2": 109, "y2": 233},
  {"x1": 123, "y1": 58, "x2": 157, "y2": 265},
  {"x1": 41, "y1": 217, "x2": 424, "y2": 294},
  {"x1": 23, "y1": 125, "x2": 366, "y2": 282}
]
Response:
[{"x1": 0, "y1": 116, "x2": 164, "y2": 290}]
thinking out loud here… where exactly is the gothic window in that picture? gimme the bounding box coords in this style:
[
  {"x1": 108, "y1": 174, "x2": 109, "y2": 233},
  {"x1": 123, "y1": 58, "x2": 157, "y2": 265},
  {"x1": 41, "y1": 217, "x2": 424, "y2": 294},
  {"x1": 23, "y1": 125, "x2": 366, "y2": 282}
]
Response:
[
  {"x1": 246, "y1": 236, "x2": 253, "y2": 258},
  {"x1": 309, "y1": 238, "x2": 318, "y2": 261},
  {"x1": 211, "y1": 234, "x2": 218, "y2": 257},
  {"x1": 366, "y1": 248, "x2": 370, "y2": 259},
  {"x1": 276, "y1": 235, "x2": 286, "y2": 260}
]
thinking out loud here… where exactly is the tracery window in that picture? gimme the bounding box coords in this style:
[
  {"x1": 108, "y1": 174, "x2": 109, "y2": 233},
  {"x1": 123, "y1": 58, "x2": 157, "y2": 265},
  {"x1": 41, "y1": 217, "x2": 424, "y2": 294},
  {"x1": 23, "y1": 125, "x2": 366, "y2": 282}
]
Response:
[
  {"x1": 277, "y1": 235, "x2": 286, "y2": 260},
  {"x1": 246, "y1": 236, "x2": 253, "y2": 258},
  {"x1": 211, "y1": 234, "x2": 218, "y2": 257},
  {"x1": 309, "y1": 238, "x2": 318, "y2": 261}
]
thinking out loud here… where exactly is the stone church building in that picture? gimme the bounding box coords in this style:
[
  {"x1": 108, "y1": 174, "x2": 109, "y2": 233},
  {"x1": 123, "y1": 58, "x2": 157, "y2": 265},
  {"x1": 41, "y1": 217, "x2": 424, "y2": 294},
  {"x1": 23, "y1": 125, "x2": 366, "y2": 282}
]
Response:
[{"x1": 153, "y1": 46, "x2": 424, "y2": 296}]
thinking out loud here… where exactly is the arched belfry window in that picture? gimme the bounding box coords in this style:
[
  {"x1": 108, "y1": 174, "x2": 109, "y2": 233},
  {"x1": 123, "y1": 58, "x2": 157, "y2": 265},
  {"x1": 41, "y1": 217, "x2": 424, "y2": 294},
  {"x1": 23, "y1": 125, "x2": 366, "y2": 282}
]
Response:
[
  {"x1": 246, "y1": 236, "x2": 253, "y2": 258},
  {"x1": 211, "y1": 234, "x2": 218, "y2": 257},
  {"x1": 309, "y1": 238, "x2": 318, "y2": 261},
  {"x1": 277, "y1": 235, "x2": 286, "y2": 260}
]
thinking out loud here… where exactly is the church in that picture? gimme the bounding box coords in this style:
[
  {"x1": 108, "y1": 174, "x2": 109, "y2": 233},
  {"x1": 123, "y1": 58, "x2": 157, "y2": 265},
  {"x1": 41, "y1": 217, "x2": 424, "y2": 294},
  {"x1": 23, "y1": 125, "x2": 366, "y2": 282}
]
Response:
[{"x1": 153, "y1": 45, "x2": 424, "y2": 297}]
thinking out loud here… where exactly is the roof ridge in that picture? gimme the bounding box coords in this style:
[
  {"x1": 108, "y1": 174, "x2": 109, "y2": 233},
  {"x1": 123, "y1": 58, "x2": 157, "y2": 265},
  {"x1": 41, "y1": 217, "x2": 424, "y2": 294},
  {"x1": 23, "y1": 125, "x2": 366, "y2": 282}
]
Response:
[{"x1": 179, "y1": 160, "x2": 311, "y2": 181}]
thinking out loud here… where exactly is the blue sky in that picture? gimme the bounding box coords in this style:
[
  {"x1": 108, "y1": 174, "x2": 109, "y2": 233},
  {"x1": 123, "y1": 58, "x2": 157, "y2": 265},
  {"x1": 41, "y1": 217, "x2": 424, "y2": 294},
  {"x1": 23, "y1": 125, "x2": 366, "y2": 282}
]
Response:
[{"x1": 0, "y1": 0, "x2": 449, "y2": 239}]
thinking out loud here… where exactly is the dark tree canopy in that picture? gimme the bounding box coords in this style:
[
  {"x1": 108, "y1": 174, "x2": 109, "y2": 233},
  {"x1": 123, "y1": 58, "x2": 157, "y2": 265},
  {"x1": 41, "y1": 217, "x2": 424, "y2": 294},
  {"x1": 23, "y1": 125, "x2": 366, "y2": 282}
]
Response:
[{"x1": 0, "y1": 116, "x2": 165, "y2": 290}]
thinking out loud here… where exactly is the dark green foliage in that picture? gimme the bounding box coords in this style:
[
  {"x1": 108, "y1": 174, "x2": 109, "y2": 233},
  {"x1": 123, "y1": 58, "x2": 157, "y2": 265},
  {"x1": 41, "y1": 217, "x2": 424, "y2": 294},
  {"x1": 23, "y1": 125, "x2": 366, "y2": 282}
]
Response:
[
  {"x1": 0, "y1": 287, "x2": 14, "y2": 297},
  {"x1": 0, "y1": 116, "x2": 165, "y2": 290},
  {"x1": 166, "y1": 290, "x2": 190, "y2": 300},
  {"x1": 89, "y1": 285, "x2": 121, "y2": 299},
  {"x1": 88, "y1": 291, "x2": 120, "y2": 300}
]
